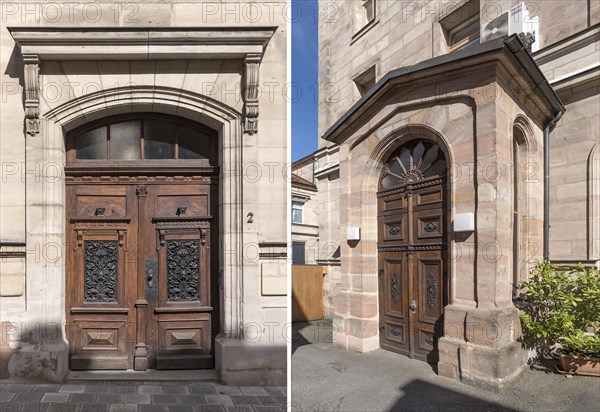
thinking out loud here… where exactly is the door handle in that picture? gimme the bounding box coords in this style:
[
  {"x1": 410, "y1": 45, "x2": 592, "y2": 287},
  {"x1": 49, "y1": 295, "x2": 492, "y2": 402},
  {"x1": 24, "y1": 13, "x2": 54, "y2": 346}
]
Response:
[
  {"x1": 147, "y1": 269, "x2": 154, "y2": 288},
  {"x1": 409, "y1": 300, "x2": 417, "y2": 312}
]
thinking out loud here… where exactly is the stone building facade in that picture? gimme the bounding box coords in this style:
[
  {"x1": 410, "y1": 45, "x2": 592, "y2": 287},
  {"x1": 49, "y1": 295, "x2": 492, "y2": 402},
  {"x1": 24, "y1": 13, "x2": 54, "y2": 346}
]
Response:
[
  {"x1": 291, "y1": 172, "x2": 319, "y2": 265},
  {"x1": 295, "y1": 0, "x2": 600, "y2": 389},
  {"x1": 0, "y1": 1, "x2": 287, "y2": 384}
]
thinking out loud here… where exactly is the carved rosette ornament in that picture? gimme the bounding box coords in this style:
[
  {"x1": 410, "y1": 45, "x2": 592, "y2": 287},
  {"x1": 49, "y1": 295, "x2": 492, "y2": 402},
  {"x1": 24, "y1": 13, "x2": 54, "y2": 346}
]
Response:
[
  {"x1": 243, "y1": 53, "x2": 262, "y2": 135},
  {"x1": 23, "y1": 54, "x2": 40, "y2": 136}
]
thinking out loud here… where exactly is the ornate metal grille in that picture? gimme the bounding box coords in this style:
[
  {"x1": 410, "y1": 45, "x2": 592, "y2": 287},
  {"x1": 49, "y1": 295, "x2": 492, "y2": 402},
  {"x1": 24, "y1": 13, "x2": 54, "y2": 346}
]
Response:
[
  {"x1": 391, "y1": 272, "x2": 400, "y2": 303},
  {"x1": 380, "y1": 140, "x2": 446, "y2": 190},
  {"x1": 166, "y1": 240, "x2": 200, "y2": 301},
  {"x1": 84, "y1": 240, "x2": 118, "y2": 302},
  {"x1": 427, "y1": 272, "x2": 437, "y2": 309}
]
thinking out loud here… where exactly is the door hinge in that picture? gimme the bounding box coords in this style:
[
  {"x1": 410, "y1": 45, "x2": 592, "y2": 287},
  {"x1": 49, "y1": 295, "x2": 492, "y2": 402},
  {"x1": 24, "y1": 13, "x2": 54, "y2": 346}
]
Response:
[
  {"x1": 378, "y1": 268, "x2": 384, "y2": 276},
  {"x1": 379, "y1": 325, "x2": 385, "y2": 333}
]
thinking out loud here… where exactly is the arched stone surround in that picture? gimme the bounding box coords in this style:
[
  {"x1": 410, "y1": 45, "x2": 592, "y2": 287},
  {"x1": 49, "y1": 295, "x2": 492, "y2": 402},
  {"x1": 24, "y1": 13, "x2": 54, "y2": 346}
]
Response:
[{"x1": 11, "y1": 85, "x2": 244, "y2": 380}]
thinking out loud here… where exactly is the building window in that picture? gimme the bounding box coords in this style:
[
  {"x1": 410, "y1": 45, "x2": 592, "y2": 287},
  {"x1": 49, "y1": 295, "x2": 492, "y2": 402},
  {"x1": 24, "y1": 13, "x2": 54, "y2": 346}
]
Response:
[
  {"x1": 362, "y1": 0, "x2": 375, "y2": 25},
  {"x1": 354, "y1": 66, "x2": 377, "y2": 96},
  {"x1": 292, "y1": 242, "x2": 306, "y2": 265},
  {"x1": 440, "y1": 1, "x2": 480, "y2": 52},
  {"x1": 292, "y1": 201, "x2": 304, "y2": 224}
]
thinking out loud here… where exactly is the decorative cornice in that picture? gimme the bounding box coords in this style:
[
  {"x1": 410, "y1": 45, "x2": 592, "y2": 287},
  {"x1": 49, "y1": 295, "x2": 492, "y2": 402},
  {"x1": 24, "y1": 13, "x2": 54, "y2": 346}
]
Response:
[
  {"x1": 378, "y1": 244, "x2": 444, "y2": 252},
  {"x1": 10, "y1": 27, "x2": 276, "y2": 137},
  {"x1": 8, "y1": 27, "x2": 276, "y2": 60},
  {"x1": 533, "y1": 25, "x2": 600, "y2": 66},
  {"x1": 0, "y1": 243, "x2": 26, "y2": 258}
]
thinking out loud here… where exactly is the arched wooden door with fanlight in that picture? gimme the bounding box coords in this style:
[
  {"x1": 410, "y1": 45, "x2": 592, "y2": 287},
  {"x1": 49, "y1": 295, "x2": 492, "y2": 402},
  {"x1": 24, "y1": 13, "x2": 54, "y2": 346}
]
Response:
[
  {"x1": 377, "y1": 139, "x2": 448, "y2": 363},
  {"x1": 65, "y1": 114, "x2": 219, "y2": 370}
]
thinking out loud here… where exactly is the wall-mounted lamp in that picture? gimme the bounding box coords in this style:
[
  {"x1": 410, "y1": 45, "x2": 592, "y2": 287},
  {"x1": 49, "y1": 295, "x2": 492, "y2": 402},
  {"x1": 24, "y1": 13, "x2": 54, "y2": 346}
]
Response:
[
  {"x1": 454, "y1": 213, "x2": 475, "y2": 232},
  {"x1": 347, "y1": 227, "x2": 361, "y2": 241}
]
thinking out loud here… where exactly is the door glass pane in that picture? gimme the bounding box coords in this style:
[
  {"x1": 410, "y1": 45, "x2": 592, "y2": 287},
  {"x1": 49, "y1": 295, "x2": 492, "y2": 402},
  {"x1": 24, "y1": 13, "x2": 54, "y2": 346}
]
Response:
[
  {"x1": 178, "y1": 126, "x2": 212, "y2": 160},
  {"x1": 76, "y1": 127, "x2": 107, "y2": 159},
  {"x1": 110, "y1": 121, "x2": 141, "y2": 160},
  {"x1": 144, "y1": 120, "x2": 175, "y2": 159}
]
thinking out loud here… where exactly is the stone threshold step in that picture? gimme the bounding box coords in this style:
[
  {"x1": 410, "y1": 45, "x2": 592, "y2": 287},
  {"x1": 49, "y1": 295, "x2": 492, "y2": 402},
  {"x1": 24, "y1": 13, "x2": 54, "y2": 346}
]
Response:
[{"x1": 66, "y1": 369, "x2": 218, "y2": 382}]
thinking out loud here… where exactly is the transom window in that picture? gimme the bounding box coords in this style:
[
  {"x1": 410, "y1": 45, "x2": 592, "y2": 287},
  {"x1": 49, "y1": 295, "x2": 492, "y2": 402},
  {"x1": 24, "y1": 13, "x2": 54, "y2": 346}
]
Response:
[
  {"x1": 380, "y1": 140, "x2": 447, "y2": 190},
  {"x1": 68, "y1": 115, "x2": 215, "y2": 162}
]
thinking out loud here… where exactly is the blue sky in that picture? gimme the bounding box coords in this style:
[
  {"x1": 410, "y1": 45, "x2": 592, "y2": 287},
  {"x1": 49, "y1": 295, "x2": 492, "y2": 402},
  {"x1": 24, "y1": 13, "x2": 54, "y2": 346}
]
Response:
[{"x1": 292, "y1": 0, "x2": 319, "y2": 162}]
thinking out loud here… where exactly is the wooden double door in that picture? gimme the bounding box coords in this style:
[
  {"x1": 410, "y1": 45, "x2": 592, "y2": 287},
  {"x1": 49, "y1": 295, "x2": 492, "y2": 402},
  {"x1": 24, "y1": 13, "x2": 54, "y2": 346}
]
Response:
[
  {"x1": 377, "y1": 140, "x2": 447, "y2": 363},
  {"x1": 66, "y1": 178, "x2": 217, "y2": 370}
]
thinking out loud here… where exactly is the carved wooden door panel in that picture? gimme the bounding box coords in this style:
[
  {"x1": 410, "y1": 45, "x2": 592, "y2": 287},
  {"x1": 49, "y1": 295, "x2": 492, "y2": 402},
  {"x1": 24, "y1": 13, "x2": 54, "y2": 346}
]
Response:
[
  {"x1": 65, "y1": 114, "x2": 219, "y2": 370},
  {"x1": 141, "y1": 183, "x2": 215, "y2": 370},
  {"x1": 378, "y1": 140, "x2": 447, "y2": 364},
  {"x1": 66, "y1": 185, "x2": 138, "y2": 370},
  {"x1": 66, "y1": 181, "x2": 217, "y2": 370}
]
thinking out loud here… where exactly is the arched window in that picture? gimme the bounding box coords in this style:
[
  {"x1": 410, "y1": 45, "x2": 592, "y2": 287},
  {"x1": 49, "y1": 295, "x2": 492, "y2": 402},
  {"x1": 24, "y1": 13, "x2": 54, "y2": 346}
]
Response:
[
  {"x1": 512, "y1": 124, "x2": 528, "y2": 294},
  {"x1": 67, "y1": 115, "x2": 216, "y2": 163},
  {"x1": 380, "y1": 140, "x2": 447, "y2": 190}
]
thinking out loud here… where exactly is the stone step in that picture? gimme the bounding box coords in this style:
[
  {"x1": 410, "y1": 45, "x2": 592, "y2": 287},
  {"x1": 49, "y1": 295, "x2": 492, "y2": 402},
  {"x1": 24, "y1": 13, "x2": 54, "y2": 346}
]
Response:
[{"x1": 66, "y1": 369, "x2": 218, "y2": 383}]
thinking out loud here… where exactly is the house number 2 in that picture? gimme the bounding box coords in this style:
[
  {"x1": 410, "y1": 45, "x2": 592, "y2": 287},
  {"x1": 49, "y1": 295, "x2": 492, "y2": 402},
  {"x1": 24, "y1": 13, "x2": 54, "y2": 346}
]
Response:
[{"x1": 247, "y1": 212, "x2": 254, "y2": 223}]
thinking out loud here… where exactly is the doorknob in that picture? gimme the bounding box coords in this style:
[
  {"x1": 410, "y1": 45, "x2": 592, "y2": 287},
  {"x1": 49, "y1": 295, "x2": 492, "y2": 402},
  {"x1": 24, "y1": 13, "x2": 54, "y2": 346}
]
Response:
[
  {"x1": 147, "y1": 269, "x2": 154, "y2": 288},
  {"x1": 409, "y1": 300, "x2": 417, "y2": 312}
]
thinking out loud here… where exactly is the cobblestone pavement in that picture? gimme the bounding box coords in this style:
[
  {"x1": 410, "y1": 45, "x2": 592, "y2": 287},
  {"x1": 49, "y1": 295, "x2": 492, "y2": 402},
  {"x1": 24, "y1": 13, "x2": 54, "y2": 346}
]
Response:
[{"x1": 0, "y1": 382, "x2": 287, "y2": 412}]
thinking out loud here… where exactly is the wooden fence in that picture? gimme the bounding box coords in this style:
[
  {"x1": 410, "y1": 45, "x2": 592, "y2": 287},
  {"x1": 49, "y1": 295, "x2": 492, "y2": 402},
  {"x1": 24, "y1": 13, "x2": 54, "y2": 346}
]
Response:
[{"x1": 291, "y1": 265, "x2": 324, "y2": 323}]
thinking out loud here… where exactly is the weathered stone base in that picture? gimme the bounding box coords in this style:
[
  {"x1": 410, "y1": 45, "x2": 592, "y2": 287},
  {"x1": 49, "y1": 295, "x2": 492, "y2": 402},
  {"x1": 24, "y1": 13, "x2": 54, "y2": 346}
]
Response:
[
  {"x1": 0, "y1": 323, "x2": 68, "y2": 383},
  {"x1": 215, "y1": 336, "x2": 286, "y2": 386},
  {"x1": 437, "y1": 304, "x2": 527, "y2": 390}
]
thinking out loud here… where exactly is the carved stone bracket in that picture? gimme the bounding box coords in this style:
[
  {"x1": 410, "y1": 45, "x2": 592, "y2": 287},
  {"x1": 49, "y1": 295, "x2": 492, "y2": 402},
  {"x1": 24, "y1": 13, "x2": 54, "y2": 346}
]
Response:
[
  {"x1": 243, "y1": 53, "x2": 262, "y2": 135},
  {"x1": 23, "y1": 54, "x2": 40, "y2": 136}
]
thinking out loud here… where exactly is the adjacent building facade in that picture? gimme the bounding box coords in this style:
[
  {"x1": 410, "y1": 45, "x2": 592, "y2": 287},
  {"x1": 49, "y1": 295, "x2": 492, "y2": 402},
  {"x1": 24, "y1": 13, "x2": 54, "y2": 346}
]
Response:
[
  {"x1": 292, "y1": 0, "x2": 599, "y2": 389},
  {"x1": 291, "y1": 172, "x2": 319, "y2": 265},
  {"x1": 0, "y1": 1, "x2": 288, "y2": 384}
]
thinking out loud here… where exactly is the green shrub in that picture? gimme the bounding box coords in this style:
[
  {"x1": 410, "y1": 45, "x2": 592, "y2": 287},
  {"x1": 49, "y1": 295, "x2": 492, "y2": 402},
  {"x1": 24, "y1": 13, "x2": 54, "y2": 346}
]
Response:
[{"x1": 518, "y1": 260, "x2": 600, "y2": 358}]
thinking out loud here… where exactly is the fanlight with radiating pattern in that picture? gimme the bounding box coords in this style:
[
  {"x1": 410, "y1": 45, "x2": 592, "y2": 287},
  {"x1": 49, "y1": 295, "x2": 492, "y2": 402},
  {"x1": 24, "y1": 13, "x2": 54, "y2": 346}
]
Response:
[{"x1": 380, "y1": 140, "x2": 447, "y2": 190}]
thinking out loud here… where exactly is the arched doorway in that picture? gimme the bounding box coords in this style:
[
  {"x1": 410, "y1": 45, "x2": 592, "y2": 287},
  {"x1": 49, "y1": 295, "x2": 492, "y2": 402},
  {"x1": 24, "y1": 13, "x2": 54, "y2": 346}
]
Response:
[
  {"x1": 65, "y1": 114, "x2": 219, "y2": 370},
  {"x1": 377, "y1": 139, "x2": 448, "y2": 364}
]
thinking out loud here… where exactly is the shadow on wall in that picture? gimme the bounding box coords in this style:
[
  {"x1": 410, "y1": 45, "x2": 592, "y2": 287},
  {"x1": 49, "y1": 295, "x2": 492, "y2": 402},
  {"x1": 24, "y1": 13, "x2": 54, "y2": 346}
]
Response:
[
  {"x1": 388, "y1": 379, "x2": 519, "y2": 412},
  {"x1": 0, "y1": 320, "x2": 68, "y2": 382}
]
